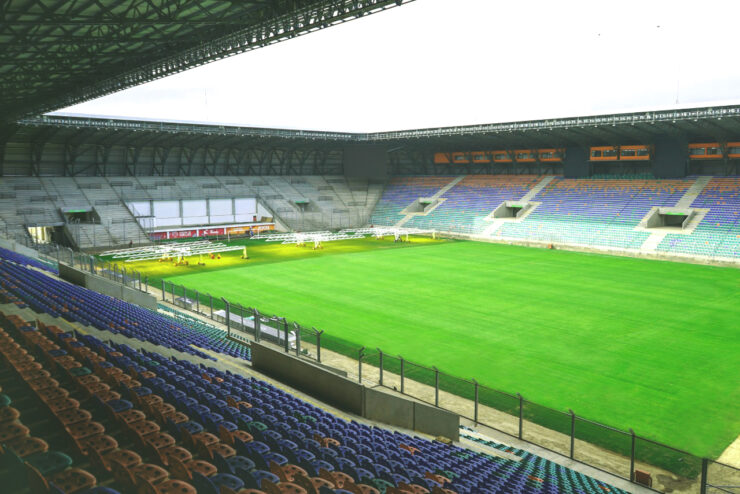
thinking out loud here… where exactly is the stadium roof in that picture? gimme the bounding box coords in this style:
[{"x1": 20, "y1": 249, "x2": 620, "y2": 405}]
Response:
[
  {"x1": 1, "y1": 0, "x2": 413, "y2": 123},
  {"x1": 13, "y1": 104, "x2": 740, "y2": 151}
]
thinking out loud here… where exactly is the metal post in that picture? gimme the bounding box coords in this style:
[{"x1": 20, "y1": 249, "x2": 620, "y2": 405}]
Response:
[
  {"x1": 473, "y1": 379, "x2": 479, "y2": 424},
  {"x1": 209, "y1": 294, "x2": 213, "y2": 318},
  {"x1": 378, "y1": 349, "x2": 383, "y2": 386},
  {"x1": 195, "y1": 290, "x2": 200, "y2": 314},
  {"x1": 629, "y1": 429, "x2": 636, "y2": 482},
  {"x1": 517, "y1": 393, "x2": 523, "y2": 439},
  {"x1": 283, "y1": 318, "x2": 289, "y2": 353},
  {"x1": 358, "y1": 347, "x2": 365, "y2": 384},
  {"x1": 315, "y1": 329, "x2": 322, "y2": 362},
  {"x1": 181, "y1": 285, "x2": 186, "y2": 307},
  {"x1": 433, "y1": 366, "x2": 439, "y2": 407},
  {"x1": 240, "y1": 305, "x2": 244, "y2": 331},
  {"x1": 700, "y1": 458, "x2": 708, "y2": 494},
  {"x1": 171, "y1": 282, "x2": 175, "y2": 303},
  {"x1": 122, "y1": 266, "x2": 126, "y2": 286},
  {"x1": 254, "y1": 309, "x2": 261, "y2": 342},
  {"x1": 144, "y1": 276, "x2": 148, "y2": 293},
  {"x1": 569, "y1": 409, "x2": 576, "y2": 459},
  {"x1": 138, "y1": 271, "x2": 142, "y2": 290},
  {"x1": 400, "y1": 356, "x2": 405, "y2": 394},
  {"x1": 161, "y1": 279, "x2": 165, "y2": 300},
  {"x1": 222, "y1": 298, "x2": 231, "y2": 338}
]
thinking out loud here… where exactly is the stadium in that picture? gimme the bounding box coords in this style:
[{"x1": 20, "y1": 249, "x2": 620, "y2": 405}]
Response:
[{"x1": 0, "y1": 2, "x2": 738, "y2": 494}]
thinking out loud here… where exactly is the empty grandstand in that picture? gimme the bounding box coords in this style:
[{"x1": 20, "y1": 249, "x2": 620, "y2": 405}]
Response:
[{"x1": 1, "y1": 2, "x2": 740, "y2": 493}]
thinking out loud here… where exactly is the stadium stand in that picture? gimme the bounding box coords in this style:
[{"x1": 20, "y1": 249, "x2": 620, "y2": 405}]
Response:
[
  {"x1": 498, "y1": 178, "x2": 690, "y2": 250},
  {"x1": 657, "y1": 177, "x2": 740, "y2": 258},
  {"x1": 0, "y1": 176, "x2": 381, "y2": 249},
  {"x1": 0, "y1": 289, "x2": 631, "y2": 494},
  {"x1": 0, "y1": 253, "x2": 246, "y2": 361},
  {"x1": 403, "y1": 176, "x2": 543, "y2": 234},
  {"x1": 370, "y1": 177, "x2": 458, "y2": 227},
  {"x1": 0, "y1": 246, "x2": 57, "y2": 275},
  {"x1": 370, "y1": 175, "x2": 740, "y2": 259}
]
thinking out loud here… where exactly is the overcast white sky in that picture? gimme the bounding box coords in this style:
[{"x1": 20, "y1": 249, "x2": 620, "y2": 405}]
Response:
[{"x1": 53, "y1": 0, "x2": 740, "y2": 133}]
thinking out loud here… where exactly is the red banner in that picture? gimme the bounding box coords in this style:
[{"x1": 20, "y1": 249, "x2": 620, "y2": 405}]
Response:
[
  {"x1": 200, "y1": 228, "x2": 225, "y2": 237},
  {"x1": 169, "y1": 229, "x2": 197, "y2": 239},
  {"x1": 151, "y1": 223, "x2": 274, "y2": 240}
]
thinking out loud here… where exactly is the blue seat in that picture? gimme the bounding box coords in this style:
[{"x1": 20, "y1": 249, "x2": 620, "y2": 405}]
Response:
[{"x1": 106, "y1": 399, "x2": 133, "y2": 413}]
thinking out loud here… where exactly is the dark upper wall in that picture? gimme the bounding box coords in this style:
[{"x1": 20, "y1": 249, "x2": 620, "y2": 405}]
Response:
[{"x1": 343, "y1": 145, "x2": 389, "y2": 180}]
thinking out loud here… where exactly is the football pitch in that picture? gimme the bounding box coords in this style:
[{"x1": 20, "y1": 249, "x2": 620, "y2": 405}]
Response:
[{"x1": 130, "y1": 238, "x2": 739, "y2": 460}]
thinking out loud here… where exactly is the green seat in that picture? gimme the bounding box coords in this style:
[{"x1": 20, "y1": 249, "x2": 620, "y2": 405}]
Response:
[
  {"x1": 68, "y1": 366, "x2": 91, "y2": 377},
  {"x1": 0, "y1": 394, "x2": 11, "y2": 407},
  {"x1": 246, "y1": 421, "x2": 267, "y2": 432},
  {"x1": 26, "y1": 451, "x2": 73, "y2": 476},
  {"x1": 371, "y1": 478, "x2": 394, "y2": 494}
]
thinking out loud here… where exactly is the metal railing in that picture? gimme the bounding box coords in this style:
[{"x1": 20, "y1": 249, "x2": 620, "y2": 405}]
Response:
[{"x1": 156, "y1": 276, "x2": 738, "y2": 494}]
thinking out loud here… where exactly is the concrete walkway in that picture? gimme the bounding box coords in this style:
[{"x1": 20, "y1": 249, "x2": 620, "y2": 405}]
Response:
[
  {"x1": 520, "y1": 175, "x2": 556, "y2": 202},
  {"x1": 482, "y1": 176, "x2": 555, "y2": 237},
  {"x1": 394, "y1": 175, "x2": 466, "y2": 228},
  {"x1": 641, "y1": 176, "x2": 712, "y2": 252},
  {"x1": 675, "y1": 176, "x2": 712, "y2": 209}
]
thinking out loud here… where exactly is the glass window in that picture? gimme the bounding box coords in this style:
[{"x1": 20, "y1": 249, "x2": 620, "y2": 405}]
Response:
[
  {"x1": 621, "y1": 149, "x2": 636, "y2": 157},
  {"x1": 591, "y1": 149, "x2": 602, "y2": 158},
  {"x1": 689, "y1": 147, "x2": 706, "y2": 156},
  {"x1": 636, "y1": 148, "x2": 649, "y2": 156},
  {"x1": 603, "y1": 149, "x2": 618, "y2": 157}
]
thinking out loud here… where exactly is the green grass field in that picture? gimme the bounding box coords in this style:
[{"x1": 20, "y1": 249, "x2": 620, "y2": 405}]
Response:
[{"x1": 118, "y1": 238, "x2": 740, "y2": 464}]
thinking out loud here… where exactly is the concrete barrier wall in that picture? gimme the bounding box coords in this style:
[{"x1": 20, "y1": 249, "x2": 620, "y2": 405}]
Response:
[
  {"x1": 413, "y1": 401, "x2": 460, "y2": 441},
  {"x1": 364, "y1": 387, "x2": 459, "y2": 441},
  {"x1": 0, "y1": 238, "x2": 41, "y2": 259},
  {"x1": 253, "y1": 344, "x2": 459, "y2": 439},
  {"x1": 251, "y1": 342, "x2": 364, "y2": 415},
  {"x1": 59, "y1": 263, "x2": 157, "y2": 310},
  {"x1": 364, "y1": 387, "x2": 414, "y2": 430}
]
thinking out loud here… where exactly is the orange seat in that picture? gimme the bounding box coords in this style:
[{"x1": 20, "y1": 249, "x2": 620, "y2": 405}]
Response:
[
  {"x1": 129, "y1": 419, "x2": 161, "y2": 439},
  {"x1": 90, "y1": 446, "x2": 142, "y2": 473},
  {"x1": 0, "y1": 421, "x2": 29, "y2": 443},
  {"x1": 79, "y1": 433, "x2": 118, "y2": 456},
  {"x1": 0, "y1": 406, "x2": 20, "y2": 423},
  {"x1": 26, "y1": 461, "x2": 97, "y2": 494},
  {"x1": 66, "y1": 420, "x2": 105, "y2": 444},
  {"x1": 115, "y1": 408, "x2": 147, "y2": 425},
  {"x1": 132, "y1": 462, "x2": 170, "y2": 485},
  {"x1": 144, "y1": 432, "x2": 177, "y2": 451},
  {"x1": 37, "y1": 387, "x2": 70, "y2": 402},
  {"x1": 56, "y1": 408, "x2": 93, "y2": 427},
  {"x1": 46, "y1": 397, "x2": 80, "y2": 413},
  {"x1": 169, "y1": 455, "x2": 218, "y2": 482},
  {"x1": 140, "y1": 478, "x2": 197, "y2": 494},
  {"x1": 6, "y1": 436, "x2": 49, "y2": 457},
  {"x1": 27, "y1": 376, "x2": 59, "y2": 391}
]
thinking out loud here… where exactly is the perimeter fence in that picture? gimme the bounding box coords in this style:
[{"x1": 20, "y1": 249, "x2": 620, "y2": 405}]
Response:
[{"x1": 154, "y1": 277, "x2": 740, "y2": 494}]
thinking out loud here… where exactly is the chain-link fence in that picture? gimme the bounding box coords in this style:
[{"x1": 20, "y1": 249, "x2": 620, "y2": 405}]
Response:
[
  {"x1": 148, "y1": 275, "x2": 733, "y2": 493},
  {"x1": 704, "y1": 458, "x2": 740, "y2": 494}
]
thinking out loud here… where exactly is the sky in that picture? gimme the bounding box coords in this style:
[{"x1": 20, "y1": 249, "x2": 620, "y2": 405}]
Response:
[{"x1": 53, "y1": 0, "x2": 740, "y2": 133}]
